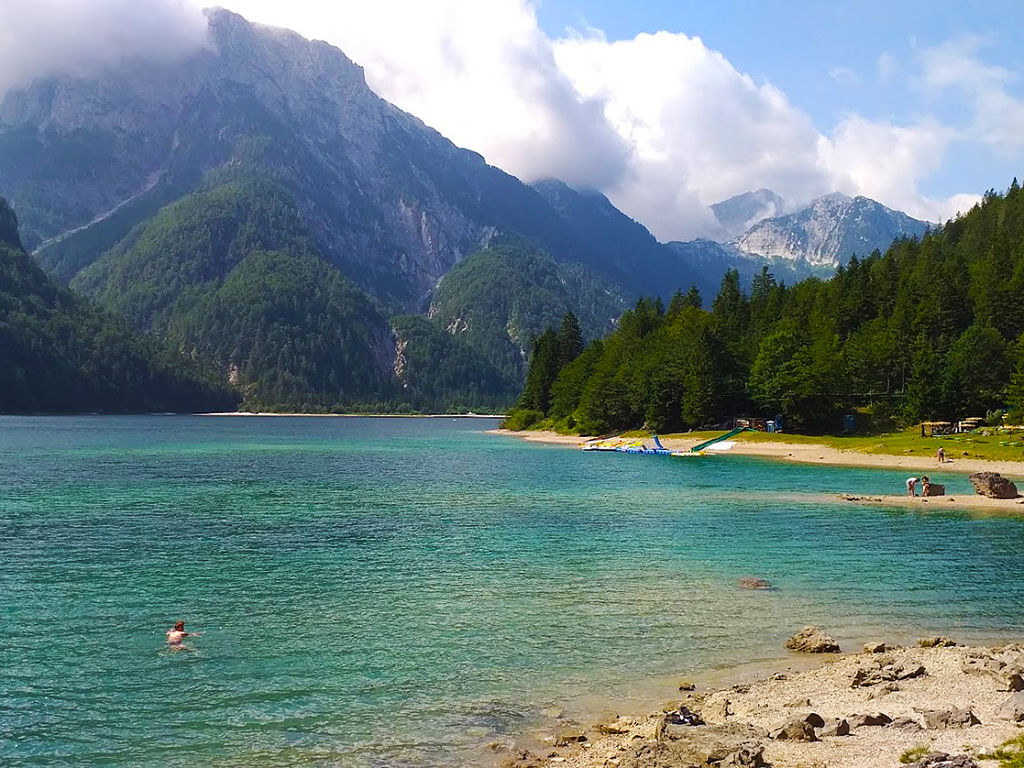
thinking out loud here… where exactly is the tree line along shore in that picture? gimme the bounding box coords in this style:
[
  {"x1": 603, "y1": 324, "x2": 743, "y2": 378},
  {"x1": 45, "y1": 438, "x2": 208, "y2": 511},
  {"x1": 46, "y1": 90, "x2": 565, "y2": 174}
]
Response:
[{"x1": 504, "y1": 180, "x2": 1024, "y2": 440}]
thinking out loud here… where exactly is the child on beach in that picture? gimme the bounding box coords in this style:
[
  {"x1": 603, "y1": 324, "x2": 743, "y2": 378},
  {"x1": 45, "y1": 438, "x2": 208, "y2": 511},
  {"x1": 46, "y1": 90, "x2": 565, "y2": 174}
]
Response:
[
  {"x1": 921, "y1": 476, "x2": 931, "y2": 497},
  {"x1": 906, "y1": 477, "x2": 918, "y2": 497}
]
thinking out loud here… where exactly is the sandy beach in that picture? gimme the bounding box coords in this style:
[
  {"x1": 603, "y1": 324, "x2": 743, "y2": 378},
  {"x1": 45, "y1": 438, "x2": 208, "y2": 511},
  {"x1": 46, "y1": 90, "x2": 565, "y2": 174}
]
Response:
[
  {"x1": 494, "y1": 428, "x2": 1024, "y2": 514},
  {"x1": 492, "y1": 429, "x2": 1024, "y2": 477},
  {"x1": 498, "y1": 640, "x2": 1024, "y2": 768}
]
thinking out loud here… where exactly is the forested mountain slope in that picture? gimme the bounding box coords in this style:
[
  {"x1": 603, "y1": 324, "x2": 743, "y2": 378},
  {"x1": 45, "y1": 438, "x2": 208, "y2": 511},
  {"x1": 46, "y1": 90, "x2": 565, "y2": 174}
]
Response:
[
  {"x1": 0, "y1": 195, "x2": 234, "y2": 413},
  {"x1": 428, "y1": 244, "x2": 625, "y2": 382}
]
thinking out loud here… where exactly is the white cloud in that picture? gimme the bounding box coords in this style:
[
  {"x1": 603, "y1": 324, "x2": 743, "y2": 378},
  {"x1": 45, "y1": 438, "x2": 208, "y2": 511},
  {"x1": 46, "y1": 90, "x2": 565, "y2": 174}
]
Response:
[
  {"x1": 876, "y1": 52, "x2": 897, "y2": 81},
  {"x1": 828, "y1": 65, "x2": 859, "y2": 86},
  {"x1": 918, "y1": 36, "x2": 1024, "y2": 156},
  {"x1": 0, "y1": 0, "x2": 209, "y2": 98},
  {"x1": 816, "y1": 115, "x2": 976, "y2": 222},
  {"x1": 216, "y1": 0, "x2": 631, "y2": 190}
]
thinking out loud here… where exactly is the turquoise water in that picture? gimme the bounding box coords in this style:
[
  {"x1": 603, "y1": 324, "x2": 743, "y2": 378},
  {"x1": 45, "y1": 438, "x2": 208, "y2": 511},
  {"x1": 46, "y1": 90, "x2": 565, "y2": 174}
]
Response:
[{"x1": 3, "y1": 416, "x2": 1024, "y2": 767}]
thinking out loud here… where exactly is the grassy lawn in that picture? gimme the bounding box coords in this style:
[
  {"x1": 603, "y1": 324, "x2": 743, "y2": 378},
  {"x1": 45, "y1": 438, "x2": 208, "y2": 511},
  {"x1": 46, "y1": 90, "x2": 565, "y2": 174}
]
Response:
[{"x1": 636, "y1": 427, "x2": 1024, "y2": 463}]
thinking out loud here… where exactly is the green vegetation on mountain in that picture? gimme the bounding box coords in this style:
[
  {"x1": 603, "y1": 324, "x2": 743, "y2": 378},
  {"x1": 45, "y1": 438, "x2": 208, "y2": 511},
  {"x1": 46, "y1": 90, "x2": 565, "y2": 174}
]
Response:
[
  {"x1": 70, "y1": 176, "x2": 398, "y2": 410},
  {"x1": 0, "y1": 195, "x2": 234, "y2": 413},
  {"x1": 391, "y1": 315, "x2": 517, "y2": 412},
  {"x1": 67, "y1": 176, "x2": 520, "y2": 412},
  {"x1": 511, "y1": 179, "x2": 1024, "y2": 434},
  {"x1": 428, "y1": 244, "x2": 625, "y2": 382}
]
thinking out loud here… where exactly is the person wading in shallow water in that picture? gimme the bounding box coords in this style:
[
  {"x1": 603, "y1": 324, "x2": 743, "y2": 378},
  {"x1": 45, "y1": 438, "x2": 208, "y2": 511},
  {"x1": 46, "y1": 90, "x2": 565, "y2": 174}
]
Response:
[
  {"x1": 906, "y1": 477, "x2": 919, "y2": 497},
  {"x1": 166, "y1": 620, "x2": 201, "y2": 652}
]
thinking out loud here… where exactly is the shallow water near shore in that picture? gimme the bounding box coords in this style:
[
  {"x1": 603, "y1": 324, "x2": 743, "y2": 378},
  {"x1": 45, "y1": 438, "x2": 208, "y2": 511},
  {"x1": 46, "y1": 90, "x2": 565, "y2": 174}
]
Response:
[{"x1": 3, "y1": 415, "x2": 1024, "y2": 767}]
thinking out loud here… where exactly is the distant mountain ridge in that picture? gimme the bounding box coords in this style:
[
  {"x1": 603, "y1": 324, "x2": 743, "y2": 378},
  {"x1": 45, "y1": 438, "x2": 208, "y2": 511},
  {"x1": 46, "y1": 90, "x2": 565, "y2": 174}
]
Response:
[{"x1": 726, "y1": 191, "x2": 931, "y2": 267}]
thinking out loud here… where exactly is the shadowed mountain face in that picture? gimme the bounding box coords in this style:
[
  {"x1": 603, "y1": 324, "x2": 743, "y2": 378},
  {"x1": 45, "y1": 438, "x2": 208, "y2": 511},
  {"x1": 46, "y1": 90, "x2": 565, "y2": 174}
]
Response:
[{"x1": 0, "y1": 194, "x2": 235, "y2": 413}]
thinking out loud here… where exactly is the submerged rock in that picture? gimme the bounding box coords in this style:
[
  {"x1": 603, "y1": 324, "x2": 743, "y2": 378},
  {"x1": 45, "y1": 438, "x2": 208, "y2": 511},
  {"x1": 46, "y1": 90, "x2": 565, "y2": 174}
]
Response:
[
  {"x1": 737, "y1": 577, "x2": 772, "y2": 590},
  {"x1": 785, "y1": 626, "x2": 841, "y2": 653},
  {"x1": 968, "y1": 472, "x2": 1019, "y2": 499}
]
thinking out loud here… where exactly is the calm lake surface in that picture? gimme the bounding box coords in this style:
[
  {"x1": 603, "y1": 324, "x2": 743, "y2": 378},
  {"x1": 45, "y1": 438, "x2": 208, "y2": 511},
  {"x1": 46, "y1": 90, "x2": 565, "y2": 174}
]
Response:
[{"x1": 3, "y1": 415, "x2": 1024, "y2": 767}]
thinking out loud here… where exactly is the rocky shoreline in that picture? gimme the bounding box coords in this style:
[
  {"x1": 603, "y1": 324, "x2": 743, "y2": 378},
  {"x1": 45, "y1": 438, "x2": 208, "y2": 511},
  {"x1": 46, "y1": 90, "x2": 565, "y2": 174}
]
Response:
[{"x1": 495, "y1": 635, "x2": 1024, "y2": 768}]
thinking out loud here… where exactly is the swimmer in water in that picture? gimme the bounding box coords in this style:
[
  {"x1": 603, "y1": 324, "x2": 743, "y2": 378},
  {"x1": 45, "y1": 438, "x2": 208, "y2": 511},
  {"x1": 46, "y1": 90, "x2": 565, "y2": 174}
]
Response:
[{"x1": 166, "y1": 620, "x2": 201, "y2": 652}]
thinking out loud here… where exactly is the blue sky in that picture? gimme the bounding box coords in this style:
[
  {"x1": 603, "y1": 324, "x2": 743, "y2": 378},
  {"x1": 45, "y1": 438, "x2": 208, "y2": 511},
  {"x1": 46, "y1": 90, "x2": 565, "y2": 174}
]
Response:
[{"x1": 536, "y1": 0, "x2": 1024, "y2": 201}]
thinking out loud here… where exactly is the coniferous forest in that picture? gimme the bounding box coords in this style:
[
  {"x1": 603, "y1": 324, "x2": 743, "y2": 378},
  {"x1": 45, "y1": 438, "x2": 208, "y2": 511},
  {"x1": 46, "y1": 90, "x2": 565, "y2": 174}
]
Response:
[{"x1": 510, "y1": 180, "x2": 1024, "y2": 435}]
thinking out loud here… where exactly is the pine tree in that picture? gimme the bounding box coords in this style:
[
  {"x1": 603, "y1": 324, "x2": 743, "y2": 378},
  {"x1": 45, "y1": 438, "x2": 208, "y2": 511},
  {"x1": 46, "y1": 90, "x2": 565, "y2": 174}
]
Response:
[
  {"x1": 684, "y1": 284, "x2": 703, "y2": 309},
  {"x1": 558, "y1": 311, "x2": 584, "y2": 369}
]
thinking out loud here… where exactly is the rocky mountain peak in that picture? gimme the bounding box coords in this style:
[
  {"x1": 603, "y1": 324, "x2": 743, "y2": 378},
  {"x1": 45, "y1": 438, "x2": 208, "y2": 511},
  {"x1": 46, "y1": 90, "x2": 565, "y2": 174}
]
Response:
[
  {"x1": 709, "y1": 188, "x2": 787, "y2": 240},
  {"x1": 729, "y1": 191, "x2": 930, "y2": 267}
]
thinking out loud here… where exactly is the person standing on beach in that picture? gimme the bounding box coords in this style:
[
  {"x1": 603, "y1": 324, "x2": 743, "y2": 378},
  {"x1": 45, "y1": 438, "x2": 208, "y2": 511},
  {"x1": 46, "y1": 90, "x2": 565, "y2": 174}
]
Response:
[
  {"x1": 937, "y1": 446, "x2": 945, "y2": 464},
  {"x1": 906, "y1": 477, "x2": 919, "y2": 497}
]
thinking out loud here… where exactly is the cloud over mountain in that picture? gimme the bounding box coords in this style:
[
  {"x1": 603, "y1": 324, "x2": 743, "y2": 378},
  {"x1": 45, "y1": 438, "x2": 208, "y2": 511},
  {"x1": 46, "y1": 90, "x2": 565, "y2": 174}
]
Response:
[
  {"x1": 0, "y1": 0, "x2": 209, "y2": 97},
  {"x1": 0, "y1": 0, "x2": 990, "y2": 241}
]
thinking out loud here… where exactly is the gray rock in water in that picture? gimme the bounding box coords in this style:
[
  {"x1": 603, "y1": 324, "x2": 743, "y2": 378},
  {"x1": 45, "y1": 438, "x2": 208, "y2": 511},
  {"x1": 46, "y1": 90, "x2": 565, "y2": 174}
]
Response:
[
  {"x1": 847, "y1": 712, "x2": 892, "y2": 728},
  {"x1": 997, "y1": 691, "x2": 1024, "y2": 722},
  {"x1": 968, "y1": 472, "x2": 1019, "y2": 499},
  {"x1": 907, "y1": 753, "x2": 979, "y2": 768},
  {"x1": 785, "y1": 626, "x2": 841, "y2": 653},
  {"x1": 819, "y1": 717, "x2": 850, "y2": 737}
]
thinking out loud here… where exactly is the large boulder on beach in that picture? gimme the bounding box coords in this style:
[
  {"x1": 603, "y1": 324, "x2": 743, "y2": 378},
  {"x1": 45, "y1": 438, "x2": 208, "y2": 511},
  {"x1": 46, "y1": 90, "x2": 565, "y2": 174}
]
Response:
[
  {"x1": 917, "y1": 707, "x2": 980, "y2": 729},
  {"x1": 996, "y1": 691, "x2": 1024, "y2": 722},
  {"x1": 628, "y1": 722, "x2": 766, "y2": 767},
  {"x1": 785, "y1": 626, "x2": 841, "y2": 653},
  {"x1": 847, "y1": 712, "x2": 892, "y2": 728},
  {"x1": 769, "y1": 716, "x2": 818, "y2": 741},
  {"x1": 968, "y1": 472, "x2": 1019, "y2": 499},
  {"x1": 919, "y1": 636, "x2": 958, "y2": 648},
  {"x1": 820, "y1": 717, "x2": 850, "y2": 737},
  {"x1": 907, "y1": 755, "x2": 979, "y2": 768}
]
